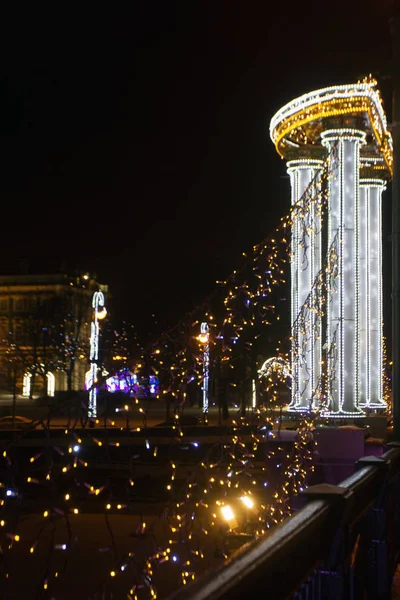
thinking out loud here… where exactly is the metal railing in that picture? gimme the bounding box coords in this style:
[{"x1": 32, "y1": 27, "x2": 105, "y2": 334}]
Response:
[{"x1": 167, "y1": 444, "x2": 400, "y2": 600}]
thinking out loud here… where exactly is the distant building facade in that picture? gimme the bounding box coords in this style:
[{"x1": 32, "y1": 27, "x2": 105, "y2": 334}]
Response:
[{"x1": 0, "y1": 273, "x2": 108, "y2": 397}]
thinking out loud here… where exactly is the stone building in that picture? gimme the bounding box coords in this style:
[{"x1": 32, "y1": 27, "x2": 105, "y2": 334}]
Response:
[{"x1": 0, "y1": 273, "x2": 108, "y2": 397}]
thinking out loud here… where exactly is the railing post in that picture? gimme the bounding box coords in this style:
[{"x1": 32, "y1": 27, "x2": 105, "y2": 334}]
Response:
[
  {"x1": 355, "y1": 455, "x2": 392, "y2": 599},
  {"x1": 300, "y1": 483, "x2": 354, "y2": 600},
  {"x1": 384, "y1": 443, "x2": 400, "y2": 580}
]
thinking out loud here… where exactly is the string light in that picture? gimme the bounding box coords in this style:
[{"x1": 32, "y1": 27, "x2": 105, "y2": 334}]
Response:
[{"x1": 270, "y1": 79, "x2": 393, "y2": 176}]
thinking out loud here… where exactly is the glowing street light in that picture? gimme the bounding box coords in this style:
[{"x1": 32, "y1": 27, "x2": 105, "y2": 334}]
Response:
[
  {"x1": 88, "y1": 291, "x2": 107, "y2": 419},
  {"x1": 198, "y1": 322, "x2": 210, "y2": 414}
]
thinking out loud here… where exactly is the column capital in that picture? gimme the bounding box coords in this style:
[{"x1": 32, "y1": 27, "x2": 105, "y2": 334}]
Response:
[
  {"x1": 285, "y1": 147, "x2": 327, "y2": 163},
  {"x1": 287, "y1": 158, "x2": 325, "y2": 174},
  {"x1": 322, "y1": 115, "x2": 367, "y2": 132},
  {"x1": 359, "y1": 177, "x2": 387, "y2": 189},
  {"x1": 360, "y1": 157, "x2": 390, "y2": 184},
  {"x1": 321, "y1": 127, "x2": 367, "y2": 147}
]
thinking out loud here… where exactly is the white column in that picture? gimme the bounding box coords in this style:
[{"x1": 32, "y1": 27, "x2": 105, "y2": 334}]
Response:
[
  {"x1": 359, "y1": 178, "x2": 386, "y2": 408},
  {"x1": 359, "y1": 183, "x2": 368, "y2": 406},
  {"x1": 321, "y1": 129, "x2": 366, "y2": 417},
  {"x1": 287, "y1": 159, "x2": 324, "y2": 411}
]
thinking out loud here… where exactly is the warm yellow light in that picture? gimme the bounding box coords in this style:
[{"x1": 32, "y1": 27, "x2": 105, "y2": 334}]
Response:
[
  {"x1": 197, "y1": 333, "x2": 209, "y2": 344},
  {"x1": 270, "y1": 84, "x2": 393, "y2": 176},
  {"x1": 221, "y1": 505, "x2": 235, "y2": 522},
  {"x1": 240, "y1": 496, "x2": 254, "y2": 509}
]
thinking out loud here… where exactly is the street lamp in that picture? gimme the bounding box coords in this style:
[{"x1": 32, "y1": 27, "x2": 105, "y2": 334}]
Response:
[
  {"x1": 198, "y1": 322, "x2": 210, "y2": 414},
  {"x1": 88, "y1": 291, "x2": 107, "y2": 419}
]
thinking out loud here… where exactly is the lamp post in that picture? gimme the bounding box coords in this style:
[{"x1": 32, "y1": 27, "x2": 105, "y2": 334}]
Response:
[
  {"x1": 88, "y1": 291, "x2": 107, "y2": 419},
  {"x1": 198, "y1": 322, "x2": 210, "y2": 415}
]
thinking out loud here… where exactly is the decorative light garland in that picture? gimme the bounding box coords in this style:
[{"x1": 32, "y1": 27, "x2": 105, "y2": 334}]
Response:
[{"x1": 270, "y1": 79, "x2": 393, "y2": 176}]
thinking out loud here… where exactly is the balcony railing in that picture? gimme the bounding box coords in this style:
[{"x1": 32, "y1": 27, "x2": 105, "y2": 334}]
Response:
[{"x1": 167, "y1": 444, "x2": 400, "y2": 600}]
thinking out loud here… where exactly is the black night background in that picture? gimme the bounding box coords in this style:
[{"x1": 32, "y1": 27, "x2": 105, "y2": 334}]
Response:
[{"x1": 0, "y1": 1, "x2": 394, "y2": 338}]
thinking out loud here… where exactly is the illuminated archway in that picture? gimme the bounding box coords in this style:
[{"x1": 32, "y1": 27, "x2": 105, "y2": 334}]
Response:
[
  {"x1": 22, "y1": 372, "x2": 32, "y2": 397},
  {"x1": 46, "y1": 372, "x2": 55, "y2": 397},
  {"x1": 22, "y1": 370, "x2": 55, "y2": 397},
  {"x1": 258, "y1": 357, "x2": 291, "y2": 381},
  {"x1": 258, "y1": 357, "x2": 291, "y2": 407}
]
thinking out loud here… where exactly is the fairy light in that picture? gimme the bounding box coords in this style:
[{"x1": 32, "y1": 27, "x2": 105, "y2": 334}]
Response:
[{"x1": 240, "y1": 496, "x2": 254, "y2": 509}]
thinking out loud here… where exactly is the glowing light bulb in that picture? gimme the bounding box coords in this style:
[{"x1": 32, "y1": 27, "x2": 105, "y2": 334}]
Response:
[
  {"x1": 240, "y1": 496, "x2": 254, "y2": 509},
  {"x1": 220, "y1": 505, "x2": 237, "y2": 528}
]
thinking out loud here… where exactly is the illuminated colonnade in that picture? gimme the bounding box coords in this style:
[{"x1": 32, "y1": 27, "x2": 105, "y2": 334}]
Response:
[
  {"x1": 270, "y1": 80, "x2": 393, "y2": 416},
  {"x1": 287, "y1": 159, "x2": 324, "y2": 410}
]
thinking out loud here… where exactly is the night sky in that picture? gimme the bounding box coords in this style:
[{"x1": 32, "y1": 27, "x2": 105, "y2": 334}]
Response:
[{"x1": 0, "y1": 2, "x2": 394, "y2": 335}]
